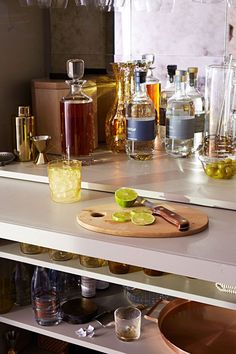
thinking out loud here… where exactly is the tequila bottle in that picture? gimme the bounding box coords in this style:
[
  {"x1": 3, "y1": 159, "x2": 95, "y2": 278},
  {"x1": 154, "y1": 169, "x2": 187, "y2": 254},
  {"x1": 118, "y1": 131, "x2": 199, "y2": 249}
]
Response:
[
  {"x1": 165, "y1": 70, "x2": 195, "y2": 158},
  {"x1": 159, "y1": 65, "x2": 177, "y2": 143},
  {"x1": 125, "y1": 67, "x2": 156, "y2": 160},
  {"x1": 186, "y1": 67, "x2": 205, "y2": 152}
]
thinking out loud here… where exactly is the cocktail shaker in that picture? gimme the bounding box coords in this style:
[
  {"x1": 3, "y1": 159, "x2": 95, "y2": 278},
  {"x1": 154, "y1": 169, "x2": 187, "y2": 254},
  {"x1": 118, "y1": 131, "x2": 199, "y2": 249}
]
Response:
[{"x1": 15, "y1": 106, "x2": 35, "y2": 162}]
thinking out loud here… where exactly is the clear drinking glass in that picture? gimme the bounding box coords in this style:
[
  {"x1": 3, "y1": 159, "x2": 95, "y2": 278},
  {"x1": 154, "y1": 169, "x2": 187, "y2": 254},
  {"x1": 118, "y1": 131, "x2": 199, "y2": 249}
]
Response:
[
  {"x1": 114, "y1": 306, "x2": 141, "y2": 341},
  {"x1": 47, "y1": 159, "x2": 82, "y2": 203},
  {"x1": 202, "y1": 64, "x2": 236, "y2": 159},
  {"x1": 49, "y1": 249, "x2": 74, "y2": 261}
]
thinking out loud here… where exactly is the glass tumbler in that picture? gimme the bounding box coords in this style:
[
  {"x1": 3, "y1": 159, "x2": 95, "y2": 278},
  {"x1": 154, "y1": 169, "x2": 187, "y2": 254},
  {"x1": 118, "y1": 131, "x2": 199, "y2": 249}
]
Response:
[
  {"x1": 203, "y1": 64, "x2": 236, "y2": 159},
  {"x1": 114, "y1": 306, "x2": 141, "y2": 341},
  {"x1": 49, "y1": 249, "x2": 74, "y2": 262},
  {"x1": 47, "y1": 159, "x2": 82, "y2": 203}
]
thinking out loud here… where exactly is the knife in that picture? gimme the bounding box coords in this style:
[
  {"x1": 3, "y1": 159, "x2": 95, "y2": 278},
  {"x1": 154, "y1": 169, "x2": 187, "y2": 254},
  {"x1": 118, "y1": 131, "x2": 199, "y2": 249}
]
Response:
[{"x1": 136, "y1": 196, "x2": 190, "y2": 231}]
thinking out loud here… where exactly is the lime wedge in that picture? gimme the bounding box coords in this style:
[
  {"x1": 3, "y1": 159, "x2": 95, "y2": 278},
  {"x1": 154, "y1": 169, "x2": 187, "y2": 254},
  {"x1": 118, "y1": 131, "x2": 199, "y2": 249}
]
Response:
[
  {"x1": 130, "y1": 207, "x2": 152, "y2": 217},
  {"x1": 112, "y1": 211, "x2": 131, "y2": 222},
  {"x1": 115, "y1": 188, "x2": 138, "y2": 208},
  {"x1": 131, "y1": 212, "x2": 155, "y2": 226}
]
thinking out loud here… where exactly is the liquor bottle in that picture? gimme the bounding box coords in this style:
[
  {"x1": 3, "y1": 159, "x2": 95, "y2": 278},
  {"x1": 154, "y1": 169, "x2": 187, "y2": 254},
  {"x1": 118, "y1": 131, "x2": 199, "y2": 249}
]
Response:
[
  {"x1": 125, "y1": 66, "x2": 156, "y2": 160},
  {"x1": 14, "y1": 262, "x2": 32, "y2": 306},
  {"x1": 142, "y1": 53, "x2": 161, "y2": 123},
  {"x1": 186, "y1": 67, "x2": 205, "y2": 152},
  {"x1": 105, "y1": 62, "x2": 135, "y2": 153},
  {"x1": 31, "y1": 266, "x2": 61, "y2": 326},
  {"x1": 60, "y1": 59, "x2": 95, "y2": 165},
  {"x1": 165, "y1": 70, "x2": 195, "y2": 158},
  {"x1": 159, "y1": 65, "x2": 177, "y2": 143}
]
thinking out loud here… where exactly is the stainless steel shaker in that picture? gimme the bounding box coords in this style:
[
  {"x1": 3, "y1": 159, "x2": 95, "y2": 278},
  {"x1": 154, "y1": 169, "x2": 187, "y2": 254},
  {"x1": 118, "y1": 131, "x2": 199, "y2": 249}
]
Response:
[{"x1": 15, "y1": 106, "x2": 35, "y2": 162}]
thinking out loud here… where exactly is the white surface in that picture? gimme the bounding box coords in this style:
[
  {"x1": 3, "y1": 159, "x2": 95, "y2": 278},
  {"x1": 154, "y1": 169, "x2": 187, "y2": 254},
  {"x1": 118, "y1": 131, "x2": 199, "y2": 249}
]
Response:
[{"x1": 1, "y1": 150, "x2": 236, "y2": 210}]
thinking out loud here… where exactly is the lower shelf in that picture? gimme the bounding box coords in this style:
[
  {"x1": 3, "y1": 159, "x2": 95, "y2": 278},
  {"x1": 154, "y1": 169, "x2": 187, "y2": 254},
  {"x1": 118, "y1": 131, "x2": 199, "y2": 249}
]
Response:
[{"x1": 0, "y1": 286, "x2": 173, "y2": 354}]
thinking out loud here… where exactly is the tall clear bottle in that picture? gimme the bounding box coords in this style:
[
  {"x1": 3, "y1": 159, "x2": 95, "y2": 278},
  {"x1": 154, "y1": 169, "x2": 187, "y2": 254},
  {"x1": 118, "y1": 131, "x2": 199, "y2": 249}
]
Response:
[
  {"x1": 31, "y1": 266, "x2": 61, "y2": 326},
  {"x1": 186, "y1": 67, "x2": 205, "y2": 152},
  {"x1": 159, "y1": 65, "x2": 177, "y2": 143},
  {"x1": 125, "y1": 66, "x2": 156, "y2": 160},
  {"x1": 165, "y1": 70, "x2": 195, "y2": 158},
  {"x1": 60, "y1": 59, "x2": 95, "y2": 165}
]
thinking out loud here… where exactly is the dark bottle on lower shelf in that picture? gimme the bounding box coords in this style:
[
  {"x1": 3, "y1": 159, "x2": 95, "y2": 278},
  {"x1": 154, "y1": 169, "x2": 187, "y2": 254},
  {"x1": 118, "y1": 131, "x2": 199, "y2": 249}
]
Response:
[{"x1": 14, "y1": 262, "x2": 32, "y2": 306}]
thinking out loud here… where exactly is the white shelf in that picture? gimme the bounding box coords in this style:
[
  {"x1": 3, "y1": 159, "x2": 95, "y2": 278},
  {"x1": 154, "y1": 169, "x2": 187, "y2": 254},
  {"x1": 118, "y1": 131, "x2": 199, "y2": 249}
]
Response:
[
  {"x1": 1, "y1": 150, "x2": 236, "y2": 210},
  {"x1": 1, "y1": 240, "x2": 236, "y2": 311}
]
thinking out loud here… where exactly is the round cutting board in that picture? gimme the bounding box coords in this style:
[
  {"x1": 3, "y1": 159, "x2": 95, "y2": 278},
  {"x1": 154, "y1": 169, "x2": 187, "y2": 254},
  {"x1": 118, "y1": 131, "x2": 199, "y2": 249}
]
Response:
[{"x1": 76, "y1": 203, "x2": 209, "y2": 238}]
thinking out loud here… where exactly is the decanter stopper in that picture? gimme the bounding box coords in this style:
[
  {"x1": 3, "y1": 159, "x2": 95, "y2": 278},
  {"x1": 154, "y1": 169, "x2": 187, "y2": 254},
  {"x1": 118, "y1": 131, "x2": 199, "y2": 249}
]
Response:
[{"x1": 66, "y1": 59, "x2": 84, "y2": 80}]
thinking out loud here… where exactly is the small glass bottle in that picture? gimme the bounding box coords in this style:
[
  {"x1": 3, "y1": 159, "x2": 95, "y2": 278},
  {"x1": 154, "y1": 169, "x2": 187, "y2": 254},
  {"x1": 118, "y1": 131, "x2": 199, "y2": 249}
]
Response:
[
  {"x1": 31, "y1": 266, "x2": 61, "y2": 326},
  {"x1": 186, "y1": 67, "x2": 205, "y2": 152},
  {"x1": 159, "y1": 65, "x2": 177, "y2": 143},
  {"x1": 125, "y1": 65, "x2": 156, "y2": 160},
  {"x1": 81, "y1": 276, "x2": 96, "y2": 298},
  {"x1": 60, "y1": 59, "x2": 95, "y2": 165},
  {"x1": 165, "y1": 70, "x2": 195, "y2": 158}
]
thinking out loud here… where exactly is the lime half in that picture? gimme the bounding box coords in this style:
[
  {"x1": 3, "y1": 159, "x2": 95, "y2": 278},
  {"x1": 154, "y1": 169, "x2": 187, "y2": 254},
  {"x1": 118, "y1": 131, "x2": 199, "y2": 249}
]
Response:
[
  {"x1": 115, "y1": 188, "x2": 138, "y2": 208},
  {"x1": 112, "y1": 211, "x2": 131, "y2": 222},
  {"x1": 131, "y1": 212, "x2": 155, "y2": 226}
]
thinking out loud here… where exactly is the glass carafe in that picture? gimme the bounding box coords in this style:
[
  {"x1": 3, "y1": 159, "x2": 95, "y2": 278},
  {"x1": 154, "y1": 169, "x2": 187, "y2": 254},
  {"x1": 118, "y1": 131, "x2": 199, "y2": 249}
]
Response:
[
  {"x1": 105, "y1": 62, "x2": 135, "y2": 152},
  {"x1": 60, "y1": 59, "x2": 95, "y2": 165}
]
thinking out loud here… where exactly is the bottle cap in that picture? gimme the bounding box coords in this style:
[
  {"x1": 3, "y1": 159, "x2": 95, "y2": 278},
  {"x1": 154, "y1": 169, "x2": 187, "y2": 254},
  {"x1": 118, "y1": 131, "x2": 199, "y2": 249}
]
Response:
[
  {"x1": 167, "y1": 65, "x2": 177, "y2": 76},
  {"x1": 66, "y1": 59, "x2": 84, "y2": 80},
  {"x1": 187, "y1": 67, "x2": 198, "y2": 74},
  {"x1": 18, "y1": 106, "x2": 30, "y2": 117}
]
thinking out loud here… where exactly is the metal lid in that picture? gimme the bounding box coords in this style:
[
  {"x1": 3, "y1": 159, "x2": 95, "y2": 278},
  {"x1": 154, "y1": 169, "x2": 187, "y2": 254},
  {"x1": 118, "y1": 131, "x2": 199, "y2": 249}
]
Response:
[
  {"x1": 18, "y1": 106, "x2": 30, "y2": 117},
  {"x1": 187, "y1": 67, "x2": 198, "y2": 74}
]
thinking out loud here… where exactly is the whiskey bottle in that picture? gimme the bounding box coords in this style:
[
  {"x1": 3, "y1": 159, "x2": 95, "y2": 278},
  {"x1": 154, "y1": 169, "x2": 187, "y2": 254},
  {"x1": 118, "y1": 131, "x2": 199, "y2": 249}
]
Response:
[
  {"x1": 125, "y1": 67, "x2": 156, "y2": 160},
  {"x1": 165, "y1": 70, "x2": 195, "y2": 158},
  {"x1": 186, "y1": 67, "x2": 205, "y2": 152},
  {"x1": 159, "y1": 65, "x2": 177, "y2": 143}
]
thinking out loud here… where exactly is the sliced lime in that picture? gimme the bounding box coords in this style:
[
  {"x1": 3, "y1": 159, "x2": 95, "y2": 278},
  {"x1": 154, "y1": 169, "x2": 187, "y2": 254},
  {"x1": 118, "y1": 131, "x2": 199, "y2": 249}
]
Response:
[
  {"x1": 115, "y1": 188, "x2": 138, "y2": 208},
  {"x1": 130, "y1": 207, "x2": 152, "y2": 217},
  {"x1": 131, "y1": 212, "x2": 155, "y2": 226},
  {"x1": 112, "y1": 211, "x2": 131, "y2": 222}
]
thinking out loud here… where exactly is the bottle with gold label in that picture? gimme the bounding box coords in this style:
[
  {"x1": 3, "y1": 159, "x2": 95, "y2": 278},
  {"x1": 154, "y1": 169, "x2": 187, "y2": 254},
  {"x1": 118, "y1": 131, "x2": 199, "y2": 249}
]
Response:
[{"x1": 15, "y1": 106, "x2": 35, "y2": 162}]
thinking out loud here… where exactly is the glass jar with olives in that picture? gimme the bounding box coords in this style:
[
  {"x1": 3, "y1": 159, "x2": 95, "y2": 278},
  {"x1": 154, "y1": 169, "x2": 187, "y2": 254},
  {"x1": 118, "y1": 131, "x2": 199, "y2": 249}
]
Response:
[{"x1": 200, "y1": 157, "x2": 236, "y2": 179}]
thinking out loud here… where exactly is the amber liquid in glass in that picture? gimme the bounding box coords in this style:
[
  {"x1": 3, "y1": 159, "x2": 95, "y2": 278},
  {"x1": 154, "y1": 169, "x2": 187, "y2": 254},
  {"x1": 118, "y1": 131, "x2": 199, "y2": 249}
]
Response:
[{"x1": 60, "y1": 101, "x2": 94, "y2": 158}]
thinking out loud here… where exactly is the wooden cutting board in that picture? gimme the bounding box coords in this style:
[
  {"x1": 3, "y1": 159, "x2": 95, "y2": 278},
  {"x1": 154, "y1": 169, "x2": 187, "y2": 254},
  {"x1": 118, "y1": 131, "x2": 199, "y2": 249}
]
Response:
[{"x1": 77, "y1": 202, "x2": 209, "y2": 238}]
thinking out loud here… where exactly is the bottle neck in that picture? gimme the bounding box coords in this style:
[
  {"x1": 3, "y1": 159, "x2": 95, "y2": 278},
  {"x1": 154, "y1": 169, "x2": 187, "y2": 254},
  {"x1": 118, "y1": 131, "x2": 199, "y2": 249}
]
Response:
[
  {"x1": 175, "y1": 80, "x2": 187, "y2": 97},
  {"x1": 187, "y1": 73, "x2": 198, "y2": 91}
]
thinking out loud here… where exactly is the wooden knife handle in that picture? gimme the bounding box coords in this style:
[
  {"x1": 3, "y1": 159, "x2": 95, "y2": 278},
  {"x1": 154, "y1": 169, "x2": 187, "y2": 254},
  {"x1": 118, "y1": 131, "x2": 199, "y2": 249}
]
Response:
[{"x1": 153, "y1": 206, "x2": 189, "y2": 231}]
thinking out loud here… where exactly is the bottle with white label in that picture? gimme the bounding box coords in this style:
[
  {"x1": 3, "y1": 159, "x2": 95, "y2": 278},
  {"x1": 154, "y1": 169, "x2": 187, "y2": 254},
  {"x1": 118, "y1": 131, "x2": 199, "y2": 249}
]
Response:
[
  {"x1": 186, "y1": 67, "x2": 205, "y2": 152},
  {"x1": 165, "y1": 70, "x2": 195, "y2": 158},
  {"x1": 125, "y1": 66, "x2": 156, "y2": 160}
]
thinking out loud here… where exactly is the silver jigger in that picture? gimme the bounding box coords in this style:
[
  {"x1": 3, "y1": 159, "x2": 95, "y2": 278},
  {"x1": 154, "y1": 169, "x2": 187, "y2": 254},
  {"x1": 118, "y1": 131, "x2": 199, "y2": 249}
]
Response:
[{"x1": 32, "y1": 135, "x2": 51, "y2": 165}]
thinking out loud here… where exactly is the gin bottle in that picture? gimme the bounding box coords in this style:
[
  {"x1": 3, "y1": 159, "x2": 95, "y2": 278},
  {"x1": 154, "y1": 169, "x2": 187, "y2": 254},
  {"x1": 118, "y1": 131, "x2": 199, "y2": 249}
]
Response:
[
  {"x1": 165, "y1": 70, "x2": 195, "y2": 158},
  {"x1": 186, "y1": 67, "x2": 205, "y2": 152},
  {"x1": 125, "y1": 68, "x2": 156, "y2": 160},
  {"x1": 159, "y1": 65, "x2": 177, "y2": 143}
]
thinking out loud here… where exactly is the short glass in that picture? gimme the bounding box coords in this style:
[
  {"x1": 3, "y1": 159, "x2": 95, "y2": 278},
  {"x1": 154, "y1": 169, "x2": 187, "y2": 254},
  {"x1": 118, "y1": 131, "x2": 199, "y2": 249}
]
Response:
[
  {"x1": 79, "y1": 255, "x2": 107, "y2": 268},
  {"x1": 48, "y1": 159, "x2": 82, "y2": 203},
  {"x1": 49, "y1": 249, "x2": 74, "y2": 261},
  {"x1": 114, "y1": 306, "x2": 141, "y2": 341},
  {"x1": 108, "y1": 261, "x2": 130, "y2": 274},
  {"x1": 20, "y1": 243, "x2": 42, "y2": 255}
]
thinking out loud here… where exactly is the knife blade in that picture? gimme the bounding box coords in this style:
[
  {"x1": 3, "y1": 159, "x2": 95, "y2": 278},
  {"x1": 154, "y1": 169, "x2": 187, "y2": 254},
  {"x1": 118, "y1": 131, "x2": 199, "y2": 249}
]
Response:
[{"x1": 136, "y1": 197, "x2": 190, "y2": 231}]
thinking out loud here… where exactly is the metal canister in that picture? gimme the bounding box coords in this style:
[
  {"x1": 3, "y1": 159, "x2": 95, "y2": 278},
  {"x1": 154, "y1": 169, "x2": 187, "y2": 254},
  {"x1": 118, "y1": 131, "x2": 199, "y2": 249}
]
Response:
[{"x1": 15, "y1": 106, "x2": 35, "y2": 162}]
